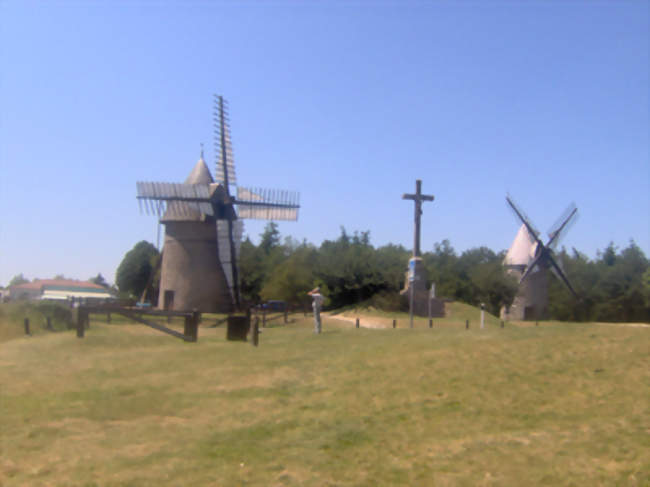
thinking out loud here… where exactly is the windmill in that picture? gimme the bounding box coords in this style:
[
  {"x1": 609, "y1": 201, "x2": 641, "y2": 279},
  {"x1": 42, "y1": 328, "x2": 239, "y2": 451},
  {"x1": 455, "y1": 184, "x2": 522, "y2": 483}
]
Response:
[
  {"x1": 500, "y1": 195, "x2": 578, "y2": 321},
  {"x1": 136, "y1": 95, "x2": 300, "y2": 313}
]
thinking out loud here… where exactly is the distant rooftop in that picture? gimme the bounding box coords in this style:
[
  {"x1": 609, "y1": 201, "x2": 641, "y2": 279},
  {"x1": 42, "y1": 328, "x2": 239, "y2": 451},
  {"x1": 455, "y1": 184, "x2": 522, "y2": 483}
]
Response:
[{"x1": 11, "y1": 279, "x2": 107, "y2": 291}]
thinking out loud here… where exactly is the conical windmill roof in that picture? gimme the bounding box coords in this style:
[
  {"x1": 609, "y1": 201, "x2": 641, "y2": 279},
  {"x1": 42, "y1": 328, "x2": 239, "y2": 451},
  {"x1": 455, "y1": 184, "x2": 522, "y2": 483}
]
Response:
[
  {"x1": 504, "y1": 224, "x2": 537, "y2": 266},
  {"x1": 162, "y1": 153, "x2": 214, "y2": 222},
  {"x1": 185, "y1": 153, "x2": 214, "y2": 184}
]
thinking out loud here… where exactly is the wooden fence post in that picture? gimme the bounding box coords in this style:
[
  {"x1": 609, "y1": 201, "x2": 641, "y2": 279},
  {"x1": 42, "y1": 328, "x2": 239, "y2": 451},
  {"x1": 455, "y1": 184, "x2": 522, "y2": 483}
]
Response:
[
  {"x1": 356, "y1": 318, "x2": 359, "y2": 328},
  {"x1": 501, "y1": 320, "x2": 504, "y2": 329},
  {"x1": 429, "y1": 319, "x2": 433, "y2": 328},
  {"x1": 107, "y1": 312, "x2": 111, "y2": 324},
  {"x1": 184, "y1": 310, "x2": 200, "y2": 342},
  {"x1": 284, "y1": 309, "x2": 288, "y2": 324},
  {"x1": 465, "y1": 319, "x2": 469, "y2": 330},
  {"x1": 251, "y1": 317, "x2": 259, "y2": 347},
  {"x1": 77, "y1": 309, "x2": 85, "y2": 338},
  {"x1": 24, "y1": 318, "x2": 30, "y2": 335},
  {"x1": 393, "y1": 319, "x2": 396, "y2": 329}
]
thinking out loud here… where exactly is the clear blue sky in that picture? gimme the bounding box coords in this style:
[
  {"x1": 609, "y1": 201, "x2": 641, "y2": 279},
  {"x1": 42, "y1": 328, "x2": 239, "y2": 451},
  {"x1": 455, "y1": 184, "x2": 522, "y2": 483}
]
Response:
[{"x1": 1, "y1": 1, "x2": 648, "y2": 286}]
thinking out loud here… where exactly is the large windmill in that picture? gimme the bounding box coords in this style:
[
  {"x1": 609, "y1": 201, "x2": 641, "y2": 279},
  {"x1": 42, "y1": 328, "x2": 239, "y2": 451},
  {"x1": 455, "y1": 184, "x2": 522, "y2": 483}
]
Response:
[
  {"x1": 500, "y1": 195, "x2": 578, "y2": 321},
  {"x1": 136, "y1": 95, "x2": 300, "y2": 313}
]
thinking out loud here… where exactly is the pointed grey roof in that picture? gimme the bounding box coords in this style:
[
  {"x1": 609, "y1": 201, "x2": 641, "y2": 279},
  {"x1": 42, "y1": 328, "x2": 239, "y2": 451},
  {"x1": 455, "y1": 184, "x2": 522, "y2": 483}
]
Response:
[{"x1": 185, "y1": 151, "x2": 214, "y2": 185}]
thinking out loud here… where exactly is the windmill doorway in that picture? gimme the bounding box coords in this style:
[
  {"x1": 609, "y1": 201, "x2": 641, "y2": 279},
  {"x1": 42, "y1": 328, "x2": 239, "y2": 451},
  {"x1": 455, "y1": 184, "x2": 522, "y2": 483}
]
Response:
[{"x1": 163, "y1": 290, "x2": 175, "y2": 311}]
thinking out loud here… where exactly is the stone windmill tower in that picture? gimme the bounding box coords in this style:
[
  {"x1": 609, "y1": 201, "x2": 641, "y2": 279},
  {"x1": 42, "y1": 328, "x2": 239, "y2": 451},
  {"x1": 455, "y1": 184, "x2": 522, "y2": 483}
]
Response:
[
  {"x1": 137, "y1": 95, "x2": 300, "y2": 313},
  {"x1": 500, "y1": 195, "x2": 578, "y2": 321}
]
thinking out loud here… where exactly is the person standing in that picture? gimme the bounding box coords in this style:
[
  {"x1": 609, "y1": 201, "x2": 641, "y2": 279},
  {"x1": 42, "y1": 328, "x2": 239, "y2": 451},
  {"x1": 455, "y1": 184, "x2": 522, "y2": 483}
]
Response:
[{"x1": 308, "y1": 287, "x2": 324, "y2": 334}]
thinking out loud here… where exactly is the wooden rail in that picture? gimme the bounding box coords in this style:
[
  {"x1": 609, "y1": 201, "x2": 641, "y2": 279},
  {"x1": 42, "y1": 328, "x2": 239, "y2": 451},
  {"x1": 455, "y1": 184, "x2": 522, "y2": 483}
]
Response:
[{"x1": 76, "y1": 305, "x2": 200, "y2": 342}]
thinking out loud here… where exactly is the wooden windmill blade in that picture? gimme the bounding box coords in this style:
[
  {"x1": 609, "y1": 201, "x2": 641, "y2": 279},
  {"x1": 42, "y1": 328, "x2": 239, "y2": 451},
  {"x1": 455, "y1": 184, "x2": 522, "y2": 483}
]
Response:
[
  {"x1": 212, "y1": 94, "x2": 301, "y2": 311},
  {"x1": 213, "y1": 94, "x2": 243, "y2": 309},
  {"x1": 136, "y1": 181, "x2": 214, "y2": 217},
  {"x1": 548, "y1": 254, "x2": 579, "y2": 298},
  {"x1": 506, "y1": 194, "x2": 541, "y2": 244},
  {"x1": 213, "y1": 95, "x2": 236, "y2": 187},
  {"x1": 235, "y1": 186, "x2": 300, "y2": 221},
  {"x1": 546, "y1": 202, "x2": 578, "y2": 249}
]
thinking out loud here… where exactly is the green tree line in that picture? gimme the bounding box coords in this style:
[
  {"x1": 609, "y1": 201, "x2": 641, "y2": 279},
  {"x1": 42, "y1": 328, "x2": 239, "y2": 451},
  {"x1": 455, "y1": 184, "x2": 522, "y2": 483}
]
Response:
[
  {"x1": 114, "y1": 224, "x2": 649, "y2": 322},
  {"x1": 240, "y1": 224, "x2": 649, "y2": 322}
]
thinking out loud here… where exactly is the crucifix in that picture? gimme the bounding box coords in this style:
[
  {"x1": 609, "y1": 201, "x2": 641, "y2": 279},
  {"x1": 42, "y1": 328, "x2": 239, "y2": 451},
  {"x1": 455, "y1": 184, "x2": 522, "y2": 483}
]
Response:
[{"x1": 402, "y1": 179, "x2": 434, "y2": 257}]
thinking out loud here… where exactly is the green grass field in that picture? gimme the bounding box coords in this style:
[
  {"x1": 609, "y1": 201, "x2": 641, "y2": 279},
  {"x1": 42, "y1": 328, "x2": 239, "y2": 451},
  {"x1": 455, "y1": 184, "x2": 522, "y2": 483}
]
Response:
[{"x1": 1, "y1": 305, "x2": 648, "y2": 486}]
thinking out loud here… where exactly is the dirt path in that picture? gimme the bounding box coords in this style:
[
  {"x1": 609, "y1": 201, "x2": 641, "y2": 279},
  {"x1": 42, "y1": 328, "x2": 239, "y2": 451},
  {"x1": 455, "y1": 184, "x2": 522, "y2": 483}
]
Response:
[
  {"x1": 324, "y1": 313, "x2": 390, "y2": 329},
  {"x1": 594, "y1": 322, "x2": 650, "y2": 329}
]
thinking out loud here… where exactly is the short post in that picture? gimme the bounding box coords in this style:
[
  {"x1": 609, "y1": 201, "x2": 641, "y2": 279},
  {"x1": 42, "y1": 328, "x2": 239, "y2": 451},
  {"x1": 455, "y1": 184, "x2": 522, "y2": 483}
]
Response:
[
  {"x1": 392, "y1": 319, "x2": 396, "y2": 329},
  {"x1": 262, "y1": 308, "x2": 267, "y2": 328},
  {"x1": 77, "y1": 309, "x2": 85, "y2": 338},
  {"x1": 480, "y1": 303, "x2": 485, "y2": 330},
  {"x1": 184, "y1": 310, "x2": 200, "y2": 342},
  {"x1": 355, "y1": 318, "x2": 359, "y2": 328},
  {"x1": 429, "y1": 319, "x2": 433, "y2": 328},
  {"x1": 465, "y1": 319, "x2": 469, "y2": 330},
  {"x1": 250, "y1": 317, "x2": 259, "y2": 347},
  {"x1": 500, "y1": 320, "x2": 504, "y2": 329},
  {"x1": 46, "y1": 316, "x2": 53, "y2": 331},
  {"x1": 24, "y1": 318, "x2": 30, "y2": 335},
  {"x1": 107, "y1": 312, "x2": 111, "y2": 324},
  {"x1": 409, "y1": 286, "x2": 414, "y2": 329},
  {"x1": 284, "y1": 309, "x2": 288, "y2": 324}
]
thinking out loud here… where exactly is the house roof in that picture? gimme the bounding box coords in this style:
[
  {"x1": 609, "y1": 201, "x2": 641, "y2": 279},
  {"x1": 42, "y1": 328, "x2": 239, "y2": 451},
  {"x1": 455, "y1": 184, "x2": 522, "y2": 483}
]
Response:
[{"x1": 11, "y1": 279, "x2": 107, "y2": 291}]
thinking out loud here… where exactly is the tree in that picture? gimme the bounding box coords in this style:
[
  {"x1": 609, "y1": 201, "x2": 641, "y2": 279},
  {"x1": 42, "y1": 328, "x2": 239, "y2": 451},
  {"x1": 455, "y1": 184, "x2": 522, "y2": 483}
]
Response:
[
  {"x1": 89, "y1": 273, "x2": 109, "y2": 288},
  {"x1": 115, "y1": 241, "x2": 160, "y2": 299},
  {"x1": 470, "y1": 259, "x2": 518, "y2": 316},
  {"x1": 260, "y1": 244, "x2": 318, "y2": 306},
  {"x1": 8, "y1": 274, "x2": 29, "y2": 287},
  {"x1": 259, "y1": 222, "x2": 281, "y2": 255}
]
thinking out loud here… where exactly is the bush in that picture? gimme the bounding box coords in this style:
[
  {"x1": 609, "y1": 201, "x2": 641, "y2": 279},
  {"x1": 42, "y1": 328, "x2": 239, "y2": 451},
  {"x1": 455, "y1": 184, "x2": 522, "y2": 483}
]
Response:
[{"x1": 368, "y1": 291, "x2": 408, "y2": 312}]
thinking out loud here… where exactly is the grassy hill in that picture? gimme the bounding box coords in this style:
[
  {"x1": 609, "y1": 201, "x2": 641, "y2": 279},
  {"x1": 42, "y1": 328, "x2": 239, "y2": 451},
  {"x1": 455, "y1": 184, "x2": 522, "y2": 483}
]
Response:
[
  {"x1": 330, "y1": 301, "x2": 505, "y2": 328},
  {"x1": 1, "y1": 309, "x2": 648, "y2": 486}
]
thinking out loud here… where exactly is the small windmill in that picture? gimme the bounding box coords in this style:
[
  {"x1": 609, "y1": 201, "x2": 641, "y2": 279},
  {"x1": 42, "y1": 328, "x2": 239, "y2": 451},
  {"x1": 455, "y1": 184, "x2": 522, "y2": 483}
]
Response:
[
  {"x1": 136, "y1": 95, "x2": 300, "y2": 312},
  {"x1": 501, "y1": 195, "x2": 578, "y2": 320}
]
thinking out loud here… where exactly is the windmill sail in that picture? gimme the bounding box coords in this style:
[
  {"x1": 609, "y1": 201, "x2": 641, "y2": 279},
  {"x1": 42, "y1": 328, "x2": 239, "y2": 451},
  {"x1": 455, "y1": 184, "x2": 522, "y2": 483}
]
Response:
[
  {"x1": 217, "y1": 220, "x2": 244, "y2": 303},
  {"x1": 547, "y1": 202, "x2": 578, "y2": 249},
  {"x1": 213, "y1": 95, "x2": 236, "y2": 187},
  {"x1": 236, "y1": 186, "x2": 300, "y2": 221},
  {"x1": 136, "y1": 181, "x2": 214, "y2": 217}
]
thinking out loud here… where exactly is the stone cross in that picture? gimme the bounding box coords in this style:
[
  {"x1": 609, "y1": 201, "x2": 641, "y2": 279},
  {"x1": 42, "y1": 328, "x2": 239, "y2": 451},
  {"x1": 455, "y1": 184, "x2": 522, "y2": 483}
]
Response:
[{"x1": 402, "y1": 179, "x2": 434, "y2": 257}]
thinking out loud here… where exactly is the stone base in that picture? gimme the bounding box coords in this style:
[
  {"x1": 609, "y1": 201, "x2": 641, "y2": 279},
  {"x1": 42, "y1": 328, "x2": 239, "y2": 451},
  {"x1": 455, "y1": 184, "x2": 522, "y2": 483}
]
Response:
[
  {"x1": 500, "y1": 266, "x2": 549, "y2": 321},
  {"x1": 406, "y1": 291, "x2": 445, "y2": 318},
  {"x1": 400, "y1": 257, "x2": 445, "y2": 318}
]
